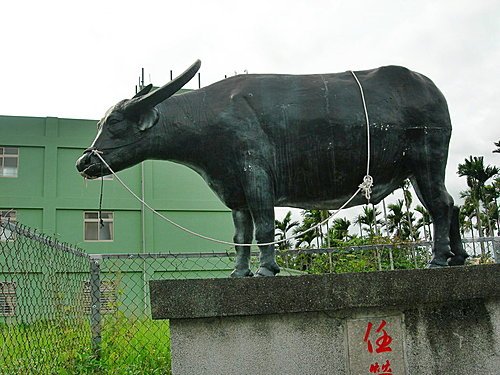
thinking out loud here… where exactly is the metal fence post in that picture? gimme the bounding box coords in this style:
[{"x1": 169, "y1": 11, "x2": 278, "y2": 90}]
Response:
[
  {"x1": 90, "y1": 255, "x2": 102, "y2": 359},
  {"x1": 388, "y1": 246, "x2": 394, "y2": 270},
  {"x1": 493, "y1": 238, "x2": 500, "y2": 264}
]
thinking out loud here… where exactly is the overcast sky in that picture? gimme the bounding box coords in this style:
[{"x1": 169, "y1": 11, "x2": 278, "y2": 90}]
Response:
[{"x1": 1, "y1": 0, "x2": 499, "y2": 224}]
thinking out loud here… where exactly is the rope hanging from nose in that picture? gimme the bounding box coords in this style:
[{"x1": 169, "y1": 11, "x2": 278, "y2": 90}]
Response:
[{"x1": 99, "y1": 164, "x2": 104, "y2": 228}]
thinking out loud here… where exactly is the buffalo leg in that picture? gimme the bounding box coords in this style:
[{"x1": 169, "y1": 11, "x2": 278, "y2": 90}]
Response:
[
  {"x1": 408, "y1": 129, "x2": 455, "y2": 266},
  {"x1": 243, "y1": 169, "x2": 280, "y2": 276},
  {"x1": 230, "y1": 209, "x2": 254, "y2": 277},
  {"x1": 411, "y1": 177, "x2": 454, "y2": 266},
  {"x1": 253, "y1": 206, "x2": 280, "y2": 276}
]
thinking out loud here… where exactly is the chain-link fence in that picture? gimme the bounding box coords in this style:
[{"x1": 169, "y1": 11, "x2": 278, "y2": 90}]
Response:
[
  {"x1": 1, "y1": 221, "x2": 499, "y2": 374},
  {"x1": 0, "y1": 222, "x2": 91, "y2": 374}
]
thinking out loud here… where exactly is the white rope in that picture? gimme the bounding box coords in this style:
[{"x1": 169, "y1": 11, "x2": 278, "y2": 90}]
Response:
[
  {"x1": 350, "y1": 70, "x2": 373, "y2": 201},
  {"x1": 92, "y1": 150, "x2": 361, "y2": 247},
  {"x1": 89, "y1": 71, "x2": 373, "y2": 247}
]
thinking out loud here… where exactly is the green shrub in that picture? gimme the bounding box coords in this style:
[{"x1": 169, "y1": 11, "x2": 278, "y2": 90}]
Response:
[{"x1": 0, "y1": 317, "x2": 171, "y2": 375}]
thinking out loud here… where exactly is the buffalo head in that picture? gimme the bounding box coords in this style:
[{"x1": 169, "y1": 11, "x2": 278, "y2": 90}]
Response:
[{"x1": 76, "y1": 60, "x2": 201, "y2": 179}]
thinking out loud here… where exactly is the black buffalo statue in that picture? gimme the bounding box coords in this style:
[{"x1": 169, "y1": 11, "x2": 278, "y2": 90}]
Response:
[{"x1": 76, "y1": 60, "x2": 467, "y2": 276}]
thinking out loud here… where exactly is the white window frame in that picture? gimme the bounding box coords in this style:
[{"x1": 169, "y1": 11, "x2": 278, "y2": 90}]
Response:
[
  {"x1": 84, "y1": 211, "x2": 114, "y2": 242},
  {"x1": 0, "y1": 282, "x2": 17, "y2": 317},
  {"x1": 90, "y1": 174, "x2": 113, "y2": 181},
  {"x1": 0, "y1": 147, "x2": 19, "y2": 178},
  {"x1": 0, "y1": 210, "x2": 16, "y2": 241}
]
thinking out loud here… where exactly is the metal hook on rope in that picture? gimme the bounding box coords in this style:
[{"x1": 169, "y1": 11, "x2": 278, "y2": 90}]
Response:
[{"x1": 359, "y1": 175, "x2": 374, "y2": 201}]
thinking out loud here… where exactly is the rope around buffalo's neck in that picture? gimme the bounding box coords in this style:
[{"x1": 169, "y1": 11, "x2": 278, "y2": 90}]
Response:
[
  {"x1": 350, "y1": 70, "x2": 373, "y2": 200},
  {"x1": 91, "y1": 70, "x2": 372, "y2": 247}
]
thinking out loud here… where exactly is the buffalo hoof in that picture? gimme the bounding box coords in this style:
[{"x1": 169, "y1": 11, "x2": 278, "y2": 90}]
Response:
[
  {"x1": 230, "y1": 269, "x2": 254, "y2": 278},
  {"x1": 254, "y1": 266, "x2": 278, "y2": 277},
  {"x1": 448, "y1": 255, "x2": 468, "y2": 266},
  {"x1": 427, "y1": 260, "x2": 449, "y2": 268}
]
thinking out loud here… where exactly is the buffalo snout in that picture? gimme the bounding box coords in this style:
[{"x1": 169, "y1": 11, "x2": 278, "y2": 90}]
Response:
[{"x1": 76, "y1": 151, "x2": 106, "y2": 179}]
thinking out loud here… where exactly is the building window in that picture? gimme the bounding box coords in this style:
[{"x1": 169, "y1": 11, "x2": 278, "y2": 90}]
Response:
[
  {"x1": 83, "y1": 280, "x2": 117, "y2": 314},
  {"x1": 0, "y1": 147, "x2": 19, "y2": 177},
  {"x1": 84, "y1": 211, "x2": 113, "y2": 241},
  {"x1": 0, "y1": 210, "x2": 16, "y2": 241},
  {"x1": 90, "y1": 174, "x2": 113, "y2": 180},
  {"x1": 0, "y1": 282, "x2": 17, "y2": 317}
]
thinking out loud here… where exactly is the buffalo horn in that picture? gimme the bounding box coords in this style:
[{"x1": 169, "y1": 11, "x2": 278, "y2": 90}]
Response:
[{"x1": 126, "y1": 59, "x2": 201, "y2": 114}]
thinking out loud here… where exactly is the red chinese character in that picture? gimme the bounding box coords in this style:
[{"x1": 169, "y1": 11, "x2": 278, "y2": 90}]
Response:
[
  {"x1": 369, "y1": 362, "x2": 380, "y2": 373},
  {"x1": 364, "y1": 320, "x2": 393, "y2": 353},
  {"x1": 381, "y1": 359, "x2": 393, "y2": 373},
  {"x1": 369, "y1": 359, "x2": 393, "y2": 374}
]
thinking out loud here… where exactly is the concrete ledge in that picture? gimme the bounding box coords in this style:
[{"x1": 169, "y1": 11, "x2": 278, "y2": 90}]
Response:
[
  {"x1": 150, "y1": 264, "x2": 500, "y2": 319},
  {"x1": 150, "y1": 265, "x2": 500, "y2": 374}
]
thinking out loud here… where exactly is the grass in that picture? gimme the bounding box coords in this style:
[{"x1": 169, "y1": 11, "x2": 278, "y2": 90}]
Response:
[{"x1": 0, "y1": 315, "x2": 171, "y2": 375}]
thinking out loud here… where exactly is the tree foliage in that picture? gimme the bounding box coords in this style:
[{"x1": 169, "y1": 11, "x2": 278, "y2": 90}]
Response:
[
  {"x1": 274, "y1": 155, "x2": 498, "y2": 273},
  {"x1": 494, "y1": 140, "x2": 500, "y2": 154}
]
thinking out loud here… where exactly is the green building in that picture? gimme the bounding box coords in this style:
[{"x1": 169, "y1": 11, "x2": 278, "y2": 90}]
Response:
[
  {"x1": 0, "y1": 114, "x2": 234, "y2": 254},
  {"x1": 0, "y1": 112, "x2": 306, "y2": 323},
  {"x1": 0, "y1": 114, "x2": 239, "y2": 320}
]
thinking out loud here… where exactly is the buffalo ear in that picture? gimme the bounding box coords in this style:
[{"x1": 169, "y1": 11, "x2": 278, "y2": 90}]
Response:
[{"x1": 138, "y1": 108, "x2": 159, "y2": 131}]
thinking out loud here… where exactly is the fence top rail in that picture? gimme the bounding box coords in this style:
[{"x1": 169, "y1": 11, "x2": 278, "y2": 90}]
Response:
[
  {"x1": 462, "y1": 236, "x2": 499, "y2": 243},
  {"x1": 91, "y1": 251, "x2": 236, "y2": 260},
  {"x1": 92, "y1": 245, "x2": 411, "y2": 260},
  {"x1": 0, "y1": 220, "x2": 89, "y2": 259},
  {"x1": 3, "y1": 219, "x2": 497, "y2": 262},
  {"x1": 91, "y1": 237, "x2": 499, "y2": 260}
]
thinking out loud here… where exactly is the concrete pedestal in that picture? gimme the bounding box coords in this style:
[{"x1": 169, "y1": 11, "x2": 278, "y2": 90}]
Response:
[{"x1": 150, "y1": 265, "x2": 500, "y2": 375}]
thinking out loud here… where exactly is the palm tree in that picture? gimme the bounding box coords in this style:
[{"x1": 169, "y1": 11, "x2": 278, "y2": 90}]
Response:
[
  {"x1": 415, "y1": 205, "x2": 432, "y2": 241},
  {"x1": 459, "y1": 204, "x2": 472, "y2": 236},
  {"x1": 354, "y1": 214, "x2": 364, "y2": 238},
  {"x1": 380, "y1": 199, "x2": 391, "y2": 238},
  {"x1": 494, "y1": 140, "x2": 500, "y2": 153},
  {"x1": 482, "y1": 186, "x2": 495, "y2": 236},
  {"x1": 400, "y1": 179, "x2": 417, "y2": 240},
  {"x1": 293, "y1": 222, "x2": 317, "y2": 248},
  {"x1": 459, "y1": 203, "x2": 477, "y2": 256},
  {"x1": 457, "y1": 156, "x2": 499, "y2": 255},
  {"x1": 329, "y1": 217, "x2": 351, "y2": 242},
  {"x1": 274, "y1": 211, "x2": 299, "y2": 250},
  {"x1": 302, "y1": 210, "x2": 321, "y2": 248},
  {"x1": 293, "y1": 210, "x2": 322, "y2": 248},
  {"x1": 354, "y1": 206, "x2": 382, "y2": 237},
  {"x1": 483, "y1": 181, "x2": 499, "y2": 236},
  {"x1": 401, "y1": 210, "x2": 419, "y2": 241},
  {"x1": 290, "y1": 219, "x2": 318, "y2": 271},
  {"x1": 320, "y1": 210, "x2": 332, "y2": 247},
  {"x1": 387, "y1": 200, "x2": 405, "y2": 239},
  {"x1": 491, "y1": 177, "x2": 500, "y2": 235},
  {"x1": 460, "y1": 189, "x2": 479, "y2": 255},
  {"x1": 302, "y1": 210, "x2": 331, "y2": 248}
]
